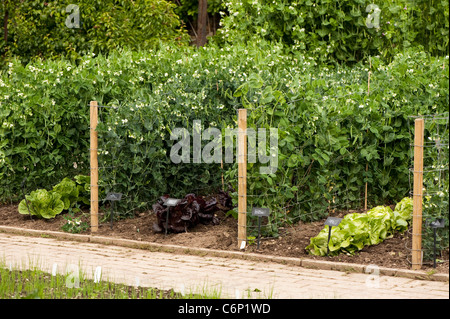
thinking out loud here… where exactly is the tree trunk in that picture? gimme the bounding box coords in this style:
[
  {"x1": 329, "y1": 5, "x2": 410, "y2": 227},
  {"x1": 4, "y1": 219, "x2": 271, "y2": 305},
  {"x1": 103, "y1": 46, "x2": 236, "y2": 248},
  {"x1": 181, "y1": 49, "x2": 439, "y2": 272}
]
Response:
[
  {"x1": 3, "y1": 0, "x2": 9, "y2": 43},
  {"x1": 196, "y1": 0, "x2": 207, "y2": 47}
]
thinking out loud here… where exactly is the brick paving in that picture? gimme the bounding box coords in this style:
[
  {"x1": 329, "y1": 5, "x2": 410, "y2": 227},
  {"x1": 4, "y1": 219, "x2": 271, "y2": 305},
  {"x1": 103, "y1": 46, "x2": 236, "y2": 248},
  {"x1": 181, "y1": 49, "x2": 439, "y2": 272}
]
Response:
[{"x1": 0, "y1": 233, "x2": 448, "y2": 299}]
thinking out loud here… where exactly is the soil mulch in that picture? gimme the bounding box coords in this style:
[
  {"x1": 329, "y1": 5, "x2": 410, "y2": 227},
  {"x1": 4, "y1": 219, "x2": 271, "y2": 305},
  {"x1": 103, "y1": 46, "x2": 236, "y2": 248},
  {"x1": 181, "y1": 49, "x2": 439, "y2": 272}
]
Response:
[{"x1": 0, "y1": 202, "x2": 448, "y2": 274}]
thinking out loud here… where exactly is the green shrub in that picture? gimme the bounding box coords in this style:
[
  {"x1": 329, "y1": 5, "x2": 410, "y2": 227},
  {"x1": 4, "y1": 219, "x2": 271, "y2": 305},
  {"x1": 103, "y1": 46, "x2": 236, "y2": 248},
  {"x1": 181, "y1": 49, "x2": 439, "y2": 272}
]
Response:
[{"x1": 1, "y1": 45, "x2": 448, "y2": 225}]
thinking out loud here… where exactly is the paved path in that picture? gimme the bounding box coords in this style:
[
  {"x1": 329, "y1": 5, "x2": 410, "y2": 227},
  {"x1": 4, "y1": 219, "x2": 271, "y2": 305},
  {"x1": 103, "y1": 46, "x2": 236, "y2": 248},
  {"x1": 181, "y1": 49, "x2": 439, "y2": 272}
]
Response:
[{"x1": 0, "y1": 233, "x2": 448, "y2": 299}]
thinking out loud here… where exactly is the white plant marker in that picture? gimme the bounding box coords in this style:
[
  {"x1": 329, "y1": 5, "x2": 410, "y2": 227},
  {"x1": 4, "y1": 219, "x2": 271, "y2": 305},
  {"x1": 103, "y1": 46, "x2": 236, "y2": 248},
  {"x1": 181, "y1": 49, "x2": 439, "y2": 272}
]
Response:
[
  {"x1": 52, "y1": 263, "x2": 58, "y2": 276},
  {"x1": 240, "y1": 241, "x2": 246, "y2": 250},
  {"x1": 65, "y1": 264, "x2": 80, "y2": 288},
  {"x1": 235, "y1": 288, "x2": 241, "y2": 299},
  {"x1": 94, "y1": 266, "x2": 102, "y2": 283},
  {"x1": 179, "y1": 284, "x2": 186, "y2": 297},
  {"x1": 135, "y1": 276, "x2": 140, "y2": 287}
]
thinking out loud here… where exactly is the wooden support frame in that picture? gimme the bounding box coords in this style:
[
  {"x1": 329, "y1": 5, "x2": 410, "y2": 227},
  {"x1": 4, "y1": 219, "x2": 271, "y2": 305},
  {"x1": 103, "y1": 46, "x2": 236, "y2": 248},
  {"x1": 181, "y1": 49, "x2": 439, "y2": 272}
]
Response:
[
  {"x1": 412, "y1": 118, "x2": 424, "y2": 270},
  {"x1": 90, "y1": 101, "x2": 99, "y2": 232},
  {"x1": 237, "y1": 109, "x2": 247, "y2": 249}
]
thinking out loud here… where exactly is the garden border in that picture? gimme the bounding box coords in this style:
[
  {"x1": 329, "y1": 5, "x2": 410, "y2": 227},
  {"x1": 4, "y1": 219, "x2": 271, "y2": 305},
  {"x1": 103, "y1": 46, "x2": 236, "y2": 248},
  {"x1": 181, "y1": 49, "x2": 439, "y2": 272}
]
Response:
[{"x1": 0, "y1": 225, "x2": 447, "y2": 283}]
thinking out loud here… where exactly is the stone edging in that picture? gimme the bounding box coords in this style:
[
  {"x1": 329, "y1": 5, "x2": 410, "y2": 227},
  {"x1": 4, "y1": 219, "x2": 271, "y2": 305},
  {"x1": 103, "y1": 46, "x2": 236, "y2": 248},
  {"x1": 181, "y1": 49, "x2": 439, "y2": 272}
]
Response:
[{"x1": 0, "y1": 225, "x2": 447, "y2": 282}]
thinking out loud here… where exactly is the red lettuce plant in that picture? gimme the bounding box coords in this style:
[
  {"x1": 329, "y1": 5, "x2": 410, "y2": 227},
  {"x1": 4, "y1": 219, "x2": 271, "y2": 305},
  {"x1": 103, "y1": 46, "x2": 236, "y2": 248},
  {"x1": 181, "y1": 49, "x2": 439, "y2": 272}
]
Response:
[{"x1": 152, "y1": 191, "x2": 232, "y2": 233}]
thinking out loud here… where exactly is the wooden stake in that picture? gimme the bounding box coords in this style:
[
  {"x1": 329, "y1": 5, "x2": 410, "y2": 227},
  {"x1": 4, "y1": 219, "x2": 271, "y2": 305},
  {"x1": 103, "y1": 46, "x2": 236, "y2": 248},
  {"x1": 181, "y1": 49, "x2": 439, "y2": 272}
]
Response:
[
  {"x1": 412, "y1": 118, "x2": 424, "y2": 270},
  {"x1": 221, "y1": 159, "x2": 224, "y2": 190},
  {"x1": 90, "y1": 101, "x2": 99, "y2": 233},
  {"x1": 365, "y1": 61, "x2": 371, "y2": 211},
  {"x1": 237, "y1": 109, "x2": 247, "y2": 249},
  {"x1": 364, "y1": 162, "x2": 368, "y2": 211}
]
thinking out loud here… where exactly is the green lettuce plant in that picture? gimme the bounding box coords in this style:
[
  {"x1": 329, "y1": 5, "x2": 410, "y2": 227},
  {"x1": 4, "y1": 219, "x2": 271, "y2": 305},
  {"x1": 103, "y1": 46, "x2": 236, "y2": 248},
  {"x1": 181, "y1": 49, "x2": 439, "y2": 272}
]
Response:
[
  {"x1": 18, "y1": 175, "x2": 91, "y2": 219},
  {"x1": 392, "y1": 196, "x2": 413, "y2": 232},
  {"x1": 306, "y1": 197, "x2": 413, "y2": 256},
  {"x1": 18, "y1": 189, "x2": 65, "y2": 219},
  {"x1": 52, "y1": 177, "x2": 79, "y2": 210}
]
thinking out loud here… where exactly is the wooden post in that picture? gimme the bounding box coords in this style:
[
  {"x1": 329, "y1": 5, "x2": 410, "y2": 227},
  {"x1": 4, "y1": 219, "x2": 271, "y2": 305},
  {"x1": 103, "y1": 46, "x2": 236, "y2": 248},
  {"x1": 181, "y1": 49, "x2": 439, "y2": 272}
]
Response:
[
  {"x1": 412, "y1": 118, "x2": 424, "y2": 270},
  {"x1": 237, "y1": 109, "x2": 247, "y2": 249},
  {"x1": 3, "y1": 4, "x2": 9, "y2": 43},
  {"x1": 90, "y1": 101, "x2": 99, "y2": 233},
  {"x1": 365, "y1": 63, "x2": 371, "y2": 211},
  {"x1": 364, "y1": 162, "x2": 368, "y2": 211},
  {"x1": 221, "y1": 159, "x2": 224, "y2": 190}
]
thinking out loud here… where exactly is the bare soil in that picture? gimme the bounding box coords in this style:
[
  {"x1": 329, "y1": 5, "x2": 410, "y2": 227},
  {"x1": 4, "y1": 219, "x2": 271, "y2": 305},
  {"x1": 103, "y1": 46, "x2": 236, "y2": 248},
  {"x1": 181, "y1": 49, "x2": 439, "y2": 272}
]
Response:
[{"x1": 0, "y1": 202, "x2": 448, "y2": 274}]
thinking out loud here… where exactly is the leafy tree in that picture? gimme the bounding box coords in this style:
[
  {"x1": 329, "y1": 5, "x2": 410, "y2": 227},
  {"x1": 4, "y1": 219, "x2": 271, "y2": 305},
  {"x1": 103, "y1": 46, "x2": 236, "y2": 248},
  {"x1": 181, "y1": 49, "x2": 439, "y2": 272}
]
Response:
[{"x1": 0, "y1": 0, "x2": 189, "y2": 67}]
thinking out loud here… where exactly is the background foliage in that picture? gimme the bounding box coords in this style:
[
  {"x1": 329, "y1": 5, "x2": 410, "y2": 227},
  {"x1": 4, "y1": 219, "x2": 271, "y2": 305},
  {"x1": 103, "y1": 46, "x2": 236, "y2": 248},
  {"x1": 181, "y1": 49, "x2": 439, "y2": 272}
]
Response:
[
  {"x1": 0, "y1": 0, "x2": 188, "y2": 67},
  {"x1": 1, "y1": 44, "x2": 448, "y2": 224},
  {"x1": 216, "y1": 0, "x2": 449, "y2": 63},
  {"x1": 0, "y1": 0, "x2": 448, "y2": 258}
]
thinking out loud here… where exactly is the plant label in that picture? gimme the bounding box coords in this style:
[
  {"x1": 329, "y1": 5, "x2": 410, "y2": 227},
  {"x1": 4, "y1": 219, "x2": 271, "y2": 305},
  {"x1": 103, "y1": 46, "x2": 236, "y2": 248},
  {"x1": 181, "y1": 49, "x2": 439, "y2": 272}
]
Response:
[
  {"x1": 179, "y1": 284, "x2": 185, "y2": 296},
  {"x1": 105, "y1": 192, "x2": 122, "y2": 201},
  {"x1": 164, "y1": 198, "x2": 181, "y2": 207},
  {"x1": 426, "y1": 218, "x2": 445, "y2": 229},
  {"x1": 325, "y1": 217, "x2": 342, "y2": 227},
  {"x1": 135, "y1": 277, "x2": 140, "y2": 287},
  {"x1": 65, "y1": 264, "x2": 80, "y2": 288},
  {"x1": 94, "y1": 266, "x2": 102, "y2": 283},
  {"x1": 251, "y1": 207, "x2": 270, "y2": 217}
]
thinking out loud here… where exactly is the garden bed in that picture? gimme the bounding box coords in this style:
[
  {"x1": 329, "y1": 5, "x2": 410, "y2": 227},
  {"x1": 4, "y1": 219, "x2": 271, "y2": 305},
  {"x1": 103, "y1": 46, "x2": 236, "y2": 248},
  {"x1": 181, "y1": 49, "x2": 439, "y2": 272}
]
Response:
[{"x1": 0, "y1": 203, "x2": 448, "y2": 274}]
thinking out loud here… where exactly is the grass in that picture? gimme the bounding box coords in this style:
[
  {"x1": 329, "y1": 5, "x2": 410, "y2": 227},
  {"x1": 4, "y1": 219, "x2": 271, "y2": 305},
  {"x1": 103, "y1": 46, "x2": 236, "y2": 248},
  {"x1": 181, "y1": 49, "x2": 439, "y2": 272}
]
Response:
[
  {"x1": 0, "y1": 267, "x2": 178, "y2": 299},
  {"x1": 0, "y1": 264, "x2": 276, "y2": 299},
  {"x1": 0, "y1": 260, "x2": 225, "y2": 299},
  {"x1": 0, "y1": 256, "x2": 275, "y2": 299}
]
